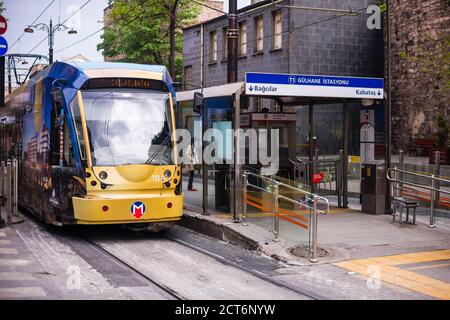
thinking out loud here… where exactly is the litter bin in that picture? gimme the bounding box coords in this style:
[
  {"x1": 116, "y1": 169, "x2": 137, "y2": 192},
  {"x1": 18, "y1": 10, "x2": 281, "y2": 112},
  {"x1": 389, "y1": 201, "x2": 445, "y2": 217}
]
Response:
[{"x1": 361, "y1": 160, "x2": 386, "y2": 215}]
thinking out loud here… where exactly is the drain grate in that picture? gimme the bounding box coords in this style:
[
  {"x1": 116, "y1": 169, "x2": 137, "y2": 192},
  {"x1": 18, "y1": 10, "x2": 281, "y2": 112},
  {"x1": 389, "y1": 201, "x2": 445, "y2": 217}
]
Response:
[{"x1": 288, "y1": 245, "x2": 329, "y2": 258}]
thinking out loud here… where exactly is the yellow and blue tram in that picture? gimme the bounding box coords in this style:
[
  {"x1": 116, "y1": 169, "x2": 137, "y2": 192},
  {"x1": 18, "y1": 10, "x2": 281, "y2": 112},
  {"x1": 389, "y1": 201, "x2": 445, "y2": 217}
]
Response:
[{"x1": 0, "y1": 62, "x2": 183, "y2": 230}]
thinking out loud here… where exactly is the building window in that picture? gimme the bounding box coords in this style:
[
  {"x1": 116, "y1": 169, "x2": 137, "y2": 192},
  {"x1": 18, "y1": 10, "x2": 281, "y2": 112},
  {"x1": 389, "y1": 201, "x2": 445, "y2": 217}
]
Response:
[
  {"x1": 222, "y1": 27, "x2": 228, "y2": 61},
  {"x1": 209, "y1": 30, "x2": 217, "y2": 63},
  {"x1": 239, "y1": 21, "x2": 247, "y2": 56},
  {"x1": 184, "y1": 66, "x2": 193, "y2": 90},
  {"x1": 254, "y1": 15, "x2": 264, "y2": 53},
  {"x1": 272, "y1": 10, "x2": 282, "y2": 50}
]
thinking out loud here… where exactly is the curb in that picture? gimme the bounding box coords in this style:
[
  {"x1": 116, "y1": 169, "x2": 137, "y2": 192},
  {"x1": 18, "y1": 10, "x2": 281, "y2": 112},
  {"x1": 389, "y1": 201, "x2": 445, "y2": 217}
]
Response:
[
  {"x1": 180, "y1": 210, "x2": 355, "y2": 266},
  {"x1": 179, "y1": 212, "x2": 259, "y2": 251}
]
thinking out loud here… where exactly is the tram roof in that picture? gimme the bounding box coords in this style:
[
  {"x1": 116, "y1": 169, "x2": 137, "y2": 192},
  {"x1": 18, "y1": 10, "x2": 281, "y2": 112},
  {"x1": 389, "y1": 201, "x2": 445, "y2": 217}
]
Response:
[{"x1": 66, "y1": 61, "x2": 168, "y2": 75}]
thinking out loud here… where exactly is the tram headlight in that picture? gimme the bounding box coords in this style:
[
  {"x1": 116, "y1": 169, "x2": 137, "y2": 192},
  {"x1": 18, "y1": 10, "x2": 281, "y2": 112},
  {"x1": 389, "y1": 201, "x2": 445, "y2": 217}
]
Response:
[
  {"x1": 99, "y1": 171, "x2": 108, "y2": 180},
  {"x1": 164, "y1": 170, "x2": 172, "y2": 178}
]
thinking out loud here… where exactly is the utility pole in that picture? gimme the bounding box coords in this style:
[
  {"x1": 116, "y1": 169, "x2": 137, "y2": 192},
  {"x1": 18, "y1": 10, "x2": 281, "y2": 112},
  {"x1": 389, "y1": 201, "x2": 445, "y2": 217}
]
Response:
[
  {"x1": 385, "y1": 0, "x2": 392, "y2": 213},
  {"x1": 49, "y1": 19, "x2": 54, "y2": 64},
  {"x1": 227, "y1": 0, "x2": 238, "y2": 83},
  {"x1": 227, "y1": 0, "x2": 242, "y2": 221},
  {"x1": 0, "y1": 56, "x2": 4, "y2": 107}
]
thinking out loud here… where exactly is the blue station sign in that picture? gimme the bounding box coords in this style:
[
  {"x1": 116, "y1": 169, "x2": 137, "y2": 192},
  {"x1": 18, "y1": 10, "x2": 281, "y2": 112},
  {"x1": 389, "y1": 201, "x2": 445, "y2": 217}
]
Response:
[{"x1": 245, "y1": 72, "x2": 384, "y2": 99}]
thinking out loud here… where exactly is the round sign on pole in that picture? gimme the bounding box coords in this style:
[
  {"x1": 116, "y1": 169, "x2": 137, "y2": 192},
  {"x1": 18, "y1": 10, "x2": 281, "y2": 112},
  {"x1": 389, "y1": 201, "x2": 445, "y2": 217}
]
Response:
[
  {"x1": 0, "y1": 16, "x2": 7, "y2": 35},
  {"x1": 0, "y1": 36, "x2": 8, "y2": 56}
]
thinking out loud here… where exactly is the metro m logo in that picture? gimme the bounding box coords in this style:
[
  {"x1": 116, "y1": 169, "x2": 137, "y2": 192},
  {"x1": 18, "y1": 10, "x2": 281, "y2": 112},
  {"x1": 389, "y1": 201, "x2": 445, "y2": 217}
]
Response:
[{"x1": 131, "y1": 201, "x2": 146, "y2": 219}]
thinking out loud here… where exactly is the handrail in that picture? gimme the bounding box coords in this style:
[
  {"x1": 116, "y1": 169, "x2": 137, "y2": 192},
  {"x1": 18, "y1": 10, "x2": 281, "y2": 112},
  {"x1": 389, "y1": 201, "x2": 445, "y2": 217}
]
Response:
[
  {"x1": 386, "y1": 168, "x2": 450, "y2": 195},
  {"x1": 386, "y1": 167, "x2": 449, "y2": 228},
  {"x1": 244, "y1": 171, "x2": 330, "y2": 212},
  {"x1": 242, "y1": 170, "x2": 327, "y2": 262}
]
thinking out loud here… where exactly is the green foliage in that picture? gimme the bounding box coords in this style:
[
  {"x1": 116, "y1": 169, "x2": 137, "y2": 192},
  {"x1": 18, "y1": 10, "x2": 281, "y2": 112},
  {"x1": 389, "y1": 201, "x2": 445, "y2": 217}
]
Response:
[
  {"x1": 377, "y1": 3, "x2": 387, "y2": 14},
  {"x1": 97, "y1": 0, "x2": 199, "y2": 81},
  {"x1": 0, "y1": 1, "x2": 5, "y2": 14},
  {"x1": 434, "y1": 114, "x2": 449, "y2": 149}
]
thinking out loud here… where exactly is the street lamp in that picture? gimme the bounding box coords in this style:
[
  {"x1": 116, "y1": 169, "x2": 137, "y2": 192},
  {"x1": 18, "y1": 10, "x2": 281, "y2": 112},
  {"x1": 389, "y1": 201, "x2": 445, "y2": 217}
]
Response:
[{"x1": 24, "y1": 19, "x2": 77, "y2": 64}]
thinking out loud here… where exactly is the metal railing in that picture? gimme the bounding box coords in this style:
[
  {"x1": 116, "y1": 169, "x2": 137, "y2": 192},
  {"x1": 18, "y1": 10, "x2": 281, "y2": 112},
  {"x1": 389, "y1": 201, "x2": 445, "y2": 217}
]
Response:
[
  {"x1": 242, "y1": 171, "x2": 329, "y2": 262},
  {"x1": 387, "y1": 167, "x2": 450, "y2": 228},
  {"x1": 0, "y1": 159, "x2": 19, "y2": 226}
]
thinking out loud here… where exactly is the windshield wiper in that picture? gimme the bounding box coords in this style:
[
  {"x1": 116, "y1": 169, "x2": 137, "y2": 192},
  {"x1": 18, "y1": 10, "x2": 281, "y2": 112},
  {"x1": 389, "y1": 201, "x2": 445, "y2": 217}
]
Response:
[{"x1": 145, "y1": 135, "x2": 172, "y2": 165}]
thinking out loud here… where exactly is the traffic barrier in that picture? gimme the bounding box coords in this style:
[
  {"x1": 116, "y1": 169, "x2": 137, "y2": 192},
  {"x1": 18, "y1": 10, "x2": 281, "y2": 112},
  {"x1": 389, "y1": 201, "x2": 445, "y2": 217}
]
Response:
[{"x1": 0, "y1": 159, "x2": 18, "y2": 226}]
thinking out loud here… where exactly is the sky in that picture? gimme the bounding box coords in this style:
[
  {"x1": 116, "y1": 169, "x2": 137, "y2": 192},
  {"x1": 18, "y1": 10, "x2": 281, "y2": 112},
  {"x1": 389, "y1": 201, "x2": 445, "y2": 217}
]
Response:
[{"x1": 3, "y1": 0, "x2": 252, "y2": 64}]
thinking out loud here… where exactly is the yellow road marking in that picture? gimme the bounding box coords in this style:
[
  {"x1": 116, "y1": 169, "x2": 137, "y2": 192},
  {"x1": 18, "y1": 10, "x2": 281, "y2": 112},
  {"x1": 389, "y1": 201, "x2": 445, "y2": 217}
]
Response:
[
  {"x1": 334, "y1": 250, "x2": 450, "y2": 300},
  {"x1": 407, "y1": 262, "x2": 450, "y2": 271}
]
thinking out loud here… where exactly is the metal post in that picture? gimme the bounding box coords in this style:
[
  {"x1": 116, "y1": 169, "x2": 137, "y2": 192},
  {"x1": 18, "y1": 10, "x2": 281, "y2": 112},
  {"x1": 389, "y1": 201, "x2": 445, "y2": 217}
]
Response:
[
  {"x1": 242, "y1": 173, "x2": 248, "y2": 226},
  {"x1": 12, "y1": 159, "x2": 18, "y2": 216},
  {"x1": 227, "y1": 0, "x2": 238, "y2": 83},
  {"x1": 6, "y1": 160, "x2": 12, "y2": 226},
  {"x1": 429, "y1": 175, "x2": 436, "y2": 228},
  {"x1": 0, "y1": 56, "x2": 5, "y2": 108},
  {"x1": 7, "y1": 56, "x2": 12, "y2": 94},
  {"x1": 49, "y1": 19, "x2": 54, "y2": 65},
  {"x1": 310, "y1": 196, "x2": 318, "y2": 263},
  {"x1": 338, "y1": 150, "x2": 343, "y2": 208},
  {"x1": 308, "y1": 100, "x2": 314, "y2": 193},
  {"x1": 343, "y1": 99, "x2": 349, "y2": 208},
  {"x1": 399, "y1": 150, "x2": 404, "y2": 197},
  {"x1": 273, "y1": 181, "x2": 280, "y2": 242},
  {"x1": 434, "y1": 151, "x2": 440, "y2": 211},
  {"x1": 0, "y1": 161, "x2": 4, "y2": 201},
  {"x1": 392, "y1": 167, "x2": 397, "y2": 198},
  {"x1": 384, "y1": 0, "x2": 392, "y2": 214}
]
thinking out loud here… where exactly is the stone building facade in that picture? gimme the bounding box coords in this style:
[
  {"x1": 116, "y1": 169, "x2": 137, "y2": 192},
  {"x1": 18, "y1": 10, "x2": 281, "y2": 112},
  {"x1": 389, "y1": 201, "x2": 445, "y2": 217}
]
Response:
[
  {"x1": 182, "y1": 0, "x2": 384, "y2": 92},
  {"x1": 389, "y1": 0, "x2": 450, "y2": 151}
]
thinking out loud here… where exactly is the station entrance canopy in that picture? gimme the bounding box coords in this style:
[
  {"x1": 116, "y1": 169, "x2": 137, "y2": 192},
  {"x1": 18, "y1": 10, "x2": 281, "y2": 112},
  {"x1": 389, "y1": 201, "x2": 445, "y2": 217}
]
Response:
[{"x1": 177, "y1": 72, "x2": 386, "y2": 217}]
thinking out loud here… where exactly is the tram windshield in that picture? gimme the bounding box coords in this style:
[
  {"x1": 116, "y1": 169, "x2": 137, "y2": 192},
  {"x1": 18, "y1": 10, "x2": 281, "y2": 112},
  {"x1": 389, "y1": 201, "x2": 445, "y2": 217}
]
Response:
[{"x1": 78, "y1": 89, "x2": 174, "y2": 166}]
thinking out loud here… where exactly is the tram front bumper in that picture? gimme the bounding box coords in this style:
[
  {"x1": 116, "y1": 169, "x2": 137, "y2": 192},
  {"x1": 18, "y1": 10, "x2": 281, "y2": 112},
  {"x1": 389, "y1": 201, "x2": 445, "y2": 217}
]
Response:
[{"x1": 72, "y1": 193, "x2": 184, "y2": 225}]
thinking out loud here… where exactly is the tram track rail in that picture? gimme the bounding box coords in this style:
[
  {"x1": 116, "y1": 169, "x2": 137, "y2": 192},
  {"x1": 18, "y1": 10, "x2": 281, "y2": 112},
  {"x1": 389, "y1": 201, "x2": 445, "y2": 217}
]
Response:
[
  {"x1": 161, "y1": 232, "x2": 323, "y2": 301},
  {"x1": 75, "y1": 232, "x2": 187, "y2": 300},
  {"x1": 17, "y1": 208, "x2": 322, "y2": 300},
  {"x1": 75, "y1": 227, "x2": 322, "y2": 300}
]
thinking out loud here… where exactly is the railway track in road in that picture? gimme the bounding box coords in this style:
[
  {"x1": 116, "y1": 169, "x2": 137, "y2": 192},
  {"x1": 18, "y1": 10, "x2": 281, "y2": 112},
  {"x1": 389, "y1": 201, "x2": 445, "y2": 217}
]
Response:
[
  {"x1": 19, "y1": 211, "x2": 321, "y2": 300},
  {"x1": 77, "y1": 227, "x2": 322, "y2": 300},
  {"x1": 76, "y1": 233, "x2": 187, "y2": 300},
  {"x1": 161, "y1": 232, "x2": 322, "y2": 301}
]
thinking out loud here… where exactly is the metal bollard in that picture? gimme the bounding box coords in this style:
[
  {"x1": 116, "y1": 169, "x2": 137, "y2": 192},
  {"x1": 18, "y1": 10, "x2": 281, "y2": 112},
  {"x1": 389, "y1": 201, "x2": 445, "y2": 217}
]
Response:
[
  {"x1": 429, "y1": 176, "x2": 436, "y2": 228},
  {"x1": 242, "y1": 173, "x2": 248, "y2": 226},
  {"x1": 272, "y1": 181, "x2": 280, "y2": 242},
  {"x1": 6, "y1": 160, "x2": 12, "y2": 226},
  {"x1": 310, "y1": 196, "x2": 319, "y2": 263}
]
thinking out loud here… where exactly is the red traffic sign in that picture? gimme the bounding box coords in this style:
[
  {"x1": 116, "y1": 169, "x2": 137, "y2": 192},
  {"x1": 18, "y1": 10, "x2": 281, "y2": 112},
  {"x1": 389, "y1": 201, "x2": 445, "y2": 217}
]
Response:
[{"x1": 0, "y1": 16, "x2": 7, "y2": 35}]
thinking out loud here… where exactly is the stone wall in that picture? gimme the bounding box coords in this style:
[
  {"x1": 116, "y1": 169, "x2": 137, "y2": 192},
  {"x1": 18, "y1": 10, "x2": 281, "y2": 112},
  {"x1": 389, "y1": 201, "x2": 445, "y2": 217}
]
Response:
[{"x1": 390, "y1": 0, "x2": 450, "y2": 151}]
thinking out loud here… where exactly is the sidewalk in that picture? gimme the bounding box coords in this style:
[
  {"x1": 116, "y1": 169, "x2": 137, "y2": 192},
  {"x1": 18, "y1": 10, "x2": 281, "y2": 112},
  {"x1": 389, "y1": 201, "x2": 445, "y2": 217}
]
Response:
[{"x1": 181, "y1": 192, "x2": 450, "y2": 300}]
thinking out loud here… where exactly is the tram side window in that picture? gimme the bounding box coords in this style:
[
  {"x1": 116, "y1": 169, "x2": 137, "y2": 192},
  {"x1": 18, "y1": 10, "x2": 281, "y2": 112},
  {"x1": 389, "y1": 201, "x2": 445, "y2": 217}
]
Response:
[{"x1": 69, "y1": 95, "x2": 87, "y2": 162}]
